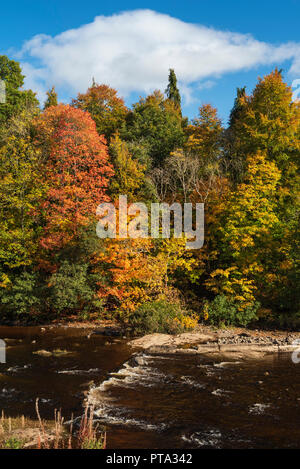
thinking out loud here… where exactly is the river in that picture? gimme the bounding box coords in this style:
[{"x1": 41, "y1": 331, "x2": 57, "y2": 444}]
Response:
[{"x1": 0, "y1": 326, "x2": 299, "y2": 448}]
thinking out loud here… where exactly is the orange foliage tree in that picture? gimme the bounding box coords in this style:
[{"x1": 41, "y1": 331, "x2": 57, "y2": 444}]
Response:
[
  {"x1": 93, "y1": 233, "x2": 197, "y2": 320},
  {"x1": 33, "y1": 104, "x2": 114, "y2": 253},
  {"x1": 72, "y1": 83, "x2": 128, "y2": 141}
]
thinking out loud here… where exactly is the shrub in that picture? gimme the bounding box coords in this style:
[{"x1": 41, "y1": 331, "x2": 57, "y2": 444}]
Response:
[
  {"x1": 129, "y1": 300, "x2": 198, "y2": 335},
  {"x1": 49, "y1": 261, "x2": 103, "y2": 316},
  {"x1": 203, "y1": 295, "x2": 259, "y2": 327},
  {"x1": 0, "y1": 271, "x2": 44, "y2": 318},
  {"x1": 277, "y1": 311, "x2": 300, "y2": 330},
  {"x1": 2, "y1": 437, "x2": 24, "y2": 449}
]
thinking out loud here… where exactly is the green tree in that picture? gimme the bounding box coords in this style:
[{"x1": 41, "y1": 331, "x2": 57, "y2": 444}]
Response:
[
  {"x1": 165, "y1": 69, "x2": 181, "y2": 110},
  {"x1": 0, "y1": 55, "x2": 39, "y2": 125},
  {"x1": 123, "y1": 90, "x2": 185, "y2": 167},
  {"x1": 0, "y1": 271, "x2": 44, "y2": 319},
  {"x1": 0, "y1": 136, "x2": 45, "y2": 270},
  {"x1": 48, "y1": 260, "x2": 103, "y2": 316},
  {"x1": 228, "y1": 86, "x2": 246, "y2": 127},
  {"x1": 44, "y1": 86, "x2": 58, "y2": 109},
  {"x1": 109, "y1": 133, "x2": 146, "y2": 201}
]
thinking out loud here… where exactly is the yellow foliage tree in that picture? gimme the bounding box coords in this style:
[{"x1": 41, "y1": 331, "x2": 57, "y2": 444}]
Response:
[
  {"x1": 206, "y1": 151, "x2": 281, "y2": 310},
  {"x1": 109, "y1": 133, "x2": 146, "y2": 201}
]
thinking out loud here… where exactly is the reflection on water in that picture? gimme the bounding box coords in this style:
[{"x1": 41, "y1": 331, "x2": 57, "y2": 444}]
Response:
[{"x1": 0, "y1": 326, "x2": 300, "y2": 449}]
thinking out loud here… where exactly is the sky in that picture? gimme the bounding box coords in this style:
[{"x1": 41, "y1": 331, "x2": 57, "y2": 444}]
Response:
[{"x1": 1, "y1": 0, "x2": 300, "y2": 123}]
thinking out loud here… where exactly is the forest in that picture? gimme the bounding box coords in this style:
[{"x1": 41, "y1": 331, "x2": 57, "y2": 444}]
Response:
[{"x1": 0, "y1": 55, "x2": 299, "y2": 331}]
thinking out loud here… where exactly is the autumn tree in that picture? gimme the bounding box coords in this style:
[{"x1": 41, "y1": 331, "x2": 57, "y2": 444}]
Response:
[
  {"x1": 185, "y1": 104, "x2": 223, "y2": 158},
  {"x1": 72, "y1": 83, "x2": 128, "y2": 141},
  {"x1": 183, "y1": 104, "x2": 224, "y2": 201},
  {"x1": 222, "y1": 70, "x2": 300, "y2": 315},
  {"x1": 206, "y1": 151, "x2": 281, "y2": 322},
  {"x1": 33, "y1": 104, "x2": 114, "y2": 254},
  {"x1": 225, "y1": 69, "x2": 300, "y2": 182},
  {"x1": 237, "y1": 70, "x2": 300, "y2": 224},
  {"x1": 0, "y1": 136, "x2": 44, "y2": 271},
  {"x1": 44, "y1": 86, "x2": 58, "y2": 109},
  {"x1": 109, "y1": 133, "x2": 146, "y2": 201},
  {"x1": 94, "y1": 236, "x2": 196, "y2": 321}
]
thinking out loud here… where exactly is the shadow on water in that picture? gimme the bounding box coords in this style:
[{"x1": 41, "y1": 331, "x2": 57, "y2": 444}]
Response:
[
  {"x1": 0, "y1": 326, "x2": 300, "y2": 448},
  {"x1": 0, "y1": 326, "x2": 131, "y2": 420}
]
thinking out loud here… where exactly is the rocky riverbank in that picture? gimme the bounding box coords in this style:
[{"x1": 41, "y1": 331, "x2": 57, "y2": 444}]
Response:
[
  {"x1": 1, "y1": 320, "x2": 299, "y2": 359},
  {"x1": 129, "y1": 326, "x2": 300, "y2": 358}
]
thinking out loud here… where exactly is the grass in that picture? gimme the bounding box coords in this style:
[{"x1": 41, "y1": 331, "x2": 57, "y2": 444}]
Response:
[{"x1": 0, "y1": 400, "x2": 106, "y2": 449}]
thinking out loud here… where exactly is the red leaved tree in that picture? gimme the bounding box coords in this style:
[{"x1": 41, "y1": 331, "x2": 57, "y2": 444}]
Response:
[{"x1": 34, "y1": 104, "x2": 114, "y2": 252}]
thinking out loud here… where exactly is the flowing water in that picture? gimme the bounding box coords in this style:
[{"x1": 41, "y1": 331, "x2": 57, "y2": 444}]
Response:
[{"x1": 0, "y1": 326, "x2": 300, "y2": 449}]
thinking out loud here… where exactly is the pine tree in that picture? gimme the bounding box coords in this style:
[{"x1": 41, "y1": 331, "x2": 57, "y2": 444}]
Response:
[
  {"x1": 228, "y1": 86, "x2": 246, "y2": 127},
  {"x1": 224, "y1": 86, "x2": 248, "y2": 182},
  {"x1": 165, "y1": 69, "x2": 181, "y2": 110}
]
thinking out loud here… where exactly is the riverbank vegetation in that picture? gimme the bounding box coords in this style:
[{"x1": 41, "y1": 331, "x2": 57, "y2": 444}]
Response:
[
  {"x1": 0, "y1": 403, "x2": 105, "y2": 449},
  {"x1": 0, "y1": 56, "x2": 299, "y2": 330}
]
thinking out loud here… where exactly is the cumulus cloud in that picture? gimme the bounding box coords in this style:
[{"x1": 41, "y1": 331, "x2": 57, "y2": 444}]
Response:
[{"x1": 18, "y1": 9, "x2": 300, "y2": 102}]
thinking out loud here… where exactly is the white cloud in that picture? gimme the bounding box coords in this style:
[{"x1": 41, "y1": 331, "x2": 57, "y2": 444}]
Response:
[{"x1": 18, "y1": 9, "x2": 300, "y2": 103}]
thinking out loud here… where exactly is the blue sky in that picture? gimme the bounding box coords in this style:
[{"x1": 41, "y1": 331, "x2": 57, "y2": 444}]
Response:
[{"x1": 1, "y1": 1, "x2": 300, "y2": 123}]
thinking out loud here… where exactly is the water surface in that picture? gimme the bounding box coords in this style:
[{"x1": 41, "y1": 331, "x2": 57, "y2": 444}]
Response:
[{"x1": 0, "y1": 326, "x2": 299, "y2": 449}]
